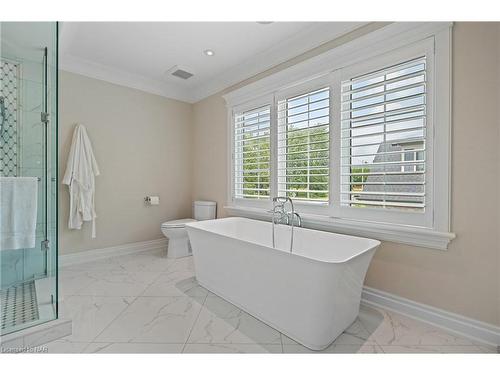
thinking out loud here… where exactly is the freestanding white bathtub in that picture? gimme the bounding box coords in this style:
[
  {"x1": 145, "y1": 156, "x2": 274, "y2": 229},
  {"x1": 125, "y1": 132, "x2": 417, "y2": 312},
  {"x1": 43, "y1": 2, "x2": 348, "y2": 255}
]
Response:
[{"x1": 185, "y1": 216, "x2": 380, "y2": 350}]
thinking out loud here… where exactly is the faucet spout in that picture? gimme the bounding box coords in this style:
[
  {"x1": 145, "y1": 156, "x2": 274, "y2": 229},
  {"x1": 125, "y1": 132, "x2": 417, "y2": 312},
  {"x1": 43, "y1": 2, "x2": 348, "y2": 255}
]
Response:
[{"x1": 269, "y1": 196, "x2": 299, "y2": 253}]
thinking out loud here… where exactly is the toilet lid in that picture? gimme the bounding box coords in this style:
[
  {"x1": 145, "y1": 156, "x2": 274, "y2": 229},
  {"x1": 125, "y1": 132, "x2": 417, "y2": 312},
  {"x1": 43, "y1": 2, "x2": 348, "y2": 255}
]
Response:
[{"x1": 161, "y1": 218, "x2": 197, "y2": 229}]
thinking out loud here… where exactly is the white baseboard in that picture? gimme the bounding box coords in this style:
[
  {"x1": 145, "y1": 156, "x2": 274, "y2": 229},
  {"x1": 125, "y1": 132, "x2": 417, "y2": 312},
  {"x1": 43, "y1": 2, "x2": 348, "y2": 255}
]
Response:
[
  {"x1": 361, "y1": 286, "x2": 500, "y2": 348},
  {"x1": 59, "y1": 238, "x2": 168, "y2": 267}
]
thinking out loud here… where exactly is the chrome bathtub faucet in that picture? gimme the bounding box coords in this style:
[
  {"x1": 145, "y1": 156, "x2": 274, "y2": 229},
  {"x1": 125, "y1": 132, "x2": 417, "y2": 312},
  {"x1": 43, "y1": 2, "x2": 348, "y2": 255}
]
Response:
[{"x1": 269, "y1": 197, "x2": 302, "y2": 253}]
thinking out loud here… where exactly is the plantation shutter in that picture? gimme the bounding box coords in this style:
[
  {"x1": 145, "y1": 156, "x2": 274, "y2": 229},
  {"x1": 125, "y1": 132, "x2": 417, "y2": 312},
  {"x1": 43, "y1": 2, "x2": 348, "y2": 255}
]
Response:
[
  {"x1": 233, "y1": 105, "x2": 271, "y2": 199},
  {"x1": 340, "y1": 57, "x2": 427, "y2": 211},
  {"x1": 277, "y1": 87, "x2": 330, "y2": 202}
]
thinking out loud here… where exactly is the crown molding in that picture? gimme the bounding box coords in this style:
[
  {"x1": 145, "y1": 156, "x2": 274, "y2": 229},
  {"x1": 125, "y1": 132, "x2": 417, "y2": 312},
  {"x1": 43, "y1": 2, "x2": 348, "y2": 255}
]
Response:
[
  {"x1": 59, "y1": 22, "x2": 369, "y2": 103},
  {"x1": 189, "y1": 22, "x2": 367, "y2": 102},
  {"x1": 59, "y1": 23, "x2": 452, "y2": 105},
  {"x1": 223, "y1": 22, "x2": 453, "y2": 107},
  {"x1": 59, "y1": 53, "x2": 194, "y2": 103},
  {"x1": 59, "y1": 22, "x2": 194, "y2": 102}
]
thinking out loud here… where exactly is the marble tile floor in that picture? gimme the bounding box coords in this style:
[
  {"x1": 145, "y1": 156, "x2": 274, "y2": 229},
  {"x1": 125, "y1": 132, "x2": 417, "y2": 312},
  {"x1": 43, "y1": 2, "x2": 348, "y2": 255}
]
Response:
[{"x1": 17, "y1": 250, "x2": 497, "y2": 354}]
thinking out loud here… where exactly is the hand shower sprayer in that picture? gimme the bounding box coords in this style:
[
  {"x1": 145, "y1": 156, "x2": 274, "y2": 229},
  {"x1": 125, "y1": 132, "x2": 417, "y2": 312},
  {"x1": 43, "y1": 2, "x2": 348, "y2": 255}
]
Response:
[{"x1": 269, "y1": 197, "x2": 302, "y2": 253}]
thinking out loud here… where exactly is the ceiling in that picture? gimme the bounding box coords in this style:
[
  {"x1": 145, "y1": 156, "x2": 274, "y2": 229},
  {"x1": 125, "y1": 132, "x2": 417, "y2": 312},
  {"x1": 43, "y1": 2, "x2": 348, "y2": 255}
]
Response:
[{"x1": 59, "y1": 22, "x2": 365, "y2": 103}]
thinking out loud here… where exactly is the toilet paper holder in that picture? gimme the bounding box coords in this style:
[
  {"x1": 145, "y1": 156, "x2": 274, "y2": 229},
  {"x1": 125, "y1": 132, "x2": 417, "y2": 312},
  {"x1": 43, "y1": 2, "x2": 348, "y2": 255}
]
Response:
[{"x1": 144, "y1": 196, "x2": 160, "y2": 205}]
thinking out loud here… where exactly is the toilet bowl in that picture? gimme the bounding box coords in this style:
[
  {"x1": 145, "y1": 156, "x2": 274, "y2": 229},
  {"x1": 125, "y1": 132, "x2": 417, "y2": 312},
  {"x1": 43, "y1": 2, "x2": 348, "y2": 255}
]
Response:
[{"x1": 161, "y1": 201, "x2": 216, "y2": 258}]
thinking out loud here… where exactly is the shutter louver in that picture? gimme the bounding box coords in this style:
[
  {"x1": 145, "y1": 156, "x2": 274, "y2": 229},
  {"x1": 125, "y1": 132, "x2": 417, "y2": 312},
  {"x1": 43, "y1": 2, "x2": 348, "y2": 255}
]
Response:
[
  {"x1": 277, "y1": 88, "x2": 330, "y2": 202},
  {"x1": 340, "y1": 57, "x2": 427, "y2": 211},
  {"x1": 234, "y1": 105, "x2": 271, "y2": 199}
]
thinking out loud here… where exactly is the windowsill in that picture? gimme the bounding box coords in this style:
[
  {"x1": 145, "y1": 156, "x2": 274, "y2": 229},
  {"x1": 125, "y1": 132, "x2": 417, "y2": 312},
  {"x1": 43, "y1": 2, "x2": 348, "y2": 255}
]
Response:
[{"x1": 224, "y1": 205, "x2": 455, "y2": 250}]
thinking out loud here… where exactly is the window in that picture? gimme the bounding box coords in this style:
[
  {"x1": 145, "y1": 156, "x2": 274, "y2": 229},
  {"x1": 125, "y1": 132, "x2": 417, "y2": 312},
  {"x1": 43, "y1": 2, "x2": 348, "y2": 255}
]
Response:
[
  {"x1": 401, "y1": 147, "x2": 425, "y2": 173},
  {"x1": 225, "y1": 23, "x2": 453, "y2": 249},
  {"x1": 233, "y1": 105, "x2": 271, "y2": 199},
  {"x1": 277, "y1": 88, "x2": 330, "y2": 203},
  {"x1": 340, "y1": 57, "x2": 427, "y2": 212}
]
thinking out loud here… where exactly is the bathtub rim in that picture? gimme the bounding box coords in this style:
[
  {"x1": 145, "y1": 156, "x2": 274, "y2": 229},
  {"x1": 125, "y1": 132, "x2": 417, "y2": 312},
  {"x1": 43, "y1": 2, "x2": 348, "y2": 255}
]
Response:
[{"x1": 185, "y1": 216, "x2": 380, "y2": 265}]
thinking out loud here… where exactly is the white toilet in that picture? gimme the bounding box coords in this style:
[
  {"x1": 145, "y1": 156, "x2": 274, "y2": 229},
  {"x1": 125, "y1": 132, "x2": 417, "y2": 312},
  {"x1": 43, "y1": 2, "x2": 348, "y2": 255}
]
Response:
[{"x1": 161, "y1": 201, "x2": 216, "y2": 258}]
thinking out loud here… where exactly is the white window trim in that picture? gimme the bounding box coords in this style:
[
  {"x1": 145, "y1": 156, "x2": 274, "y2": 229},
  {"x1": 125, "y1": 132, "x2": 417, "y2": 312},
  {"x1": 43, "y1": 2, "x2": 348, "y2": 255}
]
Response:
[
  {"x1": 224, "y1": 205, "x2": 455, "y2": 250},
  {"x1": 336, "y1": 38, "x2": 434, "y2": 228},
  {"x1": 232, "y1": 99, "x2": 273, "y2": 201},
  {"x1": 228, "y1": 95, "x2": 274, "y2": 210},
  {"x1": 275, "y1": 75, "x2": 334, "y2": 215},
  {"x1": 223, "y1": 22, "x2": 455, "y2": 250}
]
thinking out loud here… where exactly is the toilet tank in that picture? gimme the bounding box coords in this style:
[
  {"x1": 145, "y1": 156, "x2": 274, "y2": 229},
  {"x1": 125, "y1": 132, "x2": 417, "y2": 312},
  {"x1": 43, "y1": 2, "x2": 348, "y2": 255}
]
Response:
[{"x1": 193, "y1": 201, "x2": 217, "y2": 221}]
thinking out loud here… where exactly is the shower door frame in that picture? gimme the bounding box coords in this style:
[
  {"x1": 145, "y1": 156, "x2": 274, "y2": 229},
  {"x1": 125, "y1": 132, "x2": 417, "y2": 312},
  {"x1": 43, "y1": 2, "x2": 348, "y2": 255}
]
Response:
[{"x1": 0, "y1": 22, "x2": 59, "y2": 335}]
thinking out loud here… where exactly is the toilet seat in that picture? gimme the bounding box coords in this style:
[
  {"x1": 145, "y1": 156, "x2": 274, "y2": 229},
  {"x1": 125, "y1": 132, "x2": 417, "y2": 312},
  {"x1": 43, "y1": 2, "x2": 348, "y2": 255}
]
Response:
[{"x1": 161, "y1": 218, "x2": 197, "y2": 229}]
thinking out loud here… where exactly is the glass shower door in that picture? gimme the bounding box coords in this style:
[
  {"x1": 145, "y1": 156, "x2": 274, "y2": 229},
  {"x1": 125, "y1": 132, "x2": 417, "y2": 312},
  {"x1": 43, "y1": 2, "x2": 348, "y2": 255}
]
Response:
[{"x1": 0, "y1": 22, "x2": 58, "y2": 336}]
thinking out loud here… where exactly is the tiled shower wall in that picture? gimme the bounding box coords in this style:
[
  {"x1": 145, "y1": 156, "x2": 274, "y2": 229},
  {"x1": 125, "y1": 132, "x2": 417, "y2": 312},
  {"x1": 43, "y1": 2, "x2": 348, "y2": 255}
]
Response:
[
  {"x1": 1, "y1": 56, "x2": 47, "y2": 288},
  {"x1": 0, "y1": 59, "x2": 19, "y2": 176}
]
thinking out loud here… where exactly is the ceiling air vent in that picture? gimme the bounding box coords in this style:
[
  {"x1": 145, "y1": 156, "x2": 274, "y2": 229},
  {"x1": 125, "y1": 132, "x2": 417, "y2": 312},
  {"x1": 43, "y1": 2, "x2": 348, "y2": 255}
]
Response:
[{"x1": 171, "y1": 68, "x2": 194, "y2": 80}]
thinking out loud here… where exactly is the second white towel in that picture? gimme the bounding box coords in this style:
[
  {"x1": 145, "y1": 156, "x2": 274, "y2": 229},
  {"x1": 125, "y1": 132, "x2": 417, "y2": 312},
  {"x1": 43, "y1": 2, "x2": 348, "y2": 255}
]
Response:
[{"x1": 0, "y1": 176, "x2": 38, "y2": 251}]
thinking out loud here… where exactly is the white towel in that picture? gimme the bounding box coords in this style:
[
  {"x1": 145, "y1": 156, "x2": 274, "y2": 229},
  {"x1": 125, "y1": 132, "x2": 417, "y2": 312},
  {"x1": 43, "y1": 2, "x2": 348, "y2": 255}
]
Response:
[
  {"x1": 62, "y1": 123, "x2": 100, "y2": 238},
  {"x1": 0, "y1": 177, "x2": 38, "y2": 251}
]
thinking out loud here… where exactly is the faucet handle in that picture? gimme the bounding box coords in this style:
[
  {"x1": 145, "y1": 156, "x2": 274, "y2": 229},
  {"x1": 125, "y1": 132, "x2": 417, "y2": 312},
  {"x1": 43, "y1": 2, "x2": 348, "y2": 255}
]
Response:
[{"x1": 273, "y1": 196, "x2": 290, "y2": 204}]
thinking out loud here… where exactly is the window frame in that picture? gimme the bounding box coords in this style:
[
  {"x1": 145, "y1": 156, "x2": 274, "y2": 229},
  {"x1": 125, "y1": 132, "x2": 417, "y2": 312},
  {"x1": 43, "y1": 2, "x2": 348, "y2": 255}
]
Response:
[
  {"x1": 229, "y1": 95, "x2": 275, "y2": 210},
  {"x1": 274, "y1": 75, "x2": 335, "y2": 215},
  {"x1": 233, "y1": 104, "x2": 272, "y2": 201},
  {"x1": 335, "y1": 38, "x2": 434, "y2": 228},
  {"x1": 224, "y1": 22, "x2": 454, "y2": 249}
]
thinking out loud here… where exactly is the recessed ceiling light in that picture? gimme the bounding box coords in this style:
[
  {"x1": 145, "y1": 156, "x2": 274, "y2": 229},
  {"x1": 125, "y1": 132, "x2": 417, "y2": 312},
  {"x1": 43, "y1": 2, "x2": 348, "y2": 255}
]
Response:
[
  {"x1": 257, "y1": 21, "x2": 273, "y2": 25},
  {"x1": 204, "y1": 49, "x2": 215, "y2": 56}
]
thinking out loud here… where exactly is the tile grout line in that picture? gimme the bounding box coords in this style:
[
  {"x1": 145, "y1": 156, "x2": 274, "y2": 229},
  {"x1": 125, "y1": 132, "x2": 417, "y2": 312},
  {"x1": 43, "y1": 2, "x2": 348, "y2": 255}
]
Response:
[
  {"x1": 181, "y1": 292, "x2": 209, "y2": 353},
  {"x1": 77, "y1": 254, "x2": 197, "y2": 351},
  {"x1": 68, "y1": 259, "x2": 176, "y2": 349},
  {"x1": 74, "y1": 294, "x2": 140, "y2": 348},
  {"x1": 60, "y1": 257, "x2": 176, "y2": 300},
  {"x1": 134, "y1": 256, "x2": 203, "y2": 351},
  {"x1": 85, "y1": 270, "x2": 168, "y2": 345},
  {"x1": 137, "y1": 261, "x2": 178, "y2": 298},
  {"x1": 81, "y1": 341, "x2": 99, "y2": 354},
  {"x1": 57, "y1": 254, "x2": 194, "y2": 352},
  {"x1": 357, "y1": 306, "x2": 388, "y2": 349}
]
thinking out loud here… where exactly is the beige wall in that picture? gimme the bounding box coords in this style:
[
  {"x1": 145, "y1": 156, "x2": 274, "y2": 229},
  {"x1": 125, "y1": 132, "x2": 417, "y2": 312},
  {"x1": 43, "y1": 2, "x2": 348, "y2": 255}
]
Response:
[
  {"x1": 59, "y1": 71, "x2": 193, "y2": 254},
  {"x1": 192, "y1": 93, "x2": 229, "y2": 217},
  {"x1": 191, "y1": 23, "x2": 500, "y2": 325}
]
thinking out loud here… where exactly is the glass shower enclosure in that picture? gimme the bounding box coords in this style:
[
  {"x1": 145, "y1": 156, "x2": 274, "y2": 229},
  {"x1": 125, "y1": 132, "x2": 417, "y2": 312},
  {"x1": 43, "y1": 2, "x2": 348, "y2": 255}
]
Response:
[{"x1": 0, "y1": 22, "x2": 58, "y2": 336}]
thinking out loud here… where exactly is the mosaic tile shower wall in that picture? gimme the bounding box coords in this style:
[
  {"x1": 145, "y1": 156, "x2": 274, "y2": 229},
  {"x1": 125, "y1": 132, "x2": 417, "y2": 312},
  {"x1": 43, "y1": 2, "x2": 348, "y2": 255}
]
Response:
[{"x1": 0, "y1": 59, "x2": 19, "y2": 177}]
